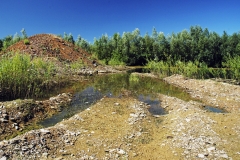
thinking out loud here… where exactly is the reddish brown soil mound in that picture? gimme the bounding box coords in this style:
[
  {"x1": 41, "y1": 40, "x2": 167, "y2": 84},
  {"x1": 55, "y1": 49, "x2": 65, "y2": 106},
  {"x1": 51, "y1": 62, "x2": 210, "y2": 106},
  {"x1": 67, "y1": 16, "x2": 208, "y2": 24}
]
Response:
[{"x1": 5, "y1": 34, "x2": 93, "y2": 64}]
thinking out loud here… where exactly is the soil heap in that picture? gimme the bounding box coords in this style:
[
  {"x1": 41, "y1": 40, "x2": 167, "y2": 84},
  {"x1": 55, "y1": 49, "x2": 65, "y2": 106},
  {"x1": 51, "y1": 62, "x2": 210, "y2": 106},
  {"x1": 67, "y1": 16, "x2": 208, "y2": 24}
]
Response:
[{"x1": 4, "y1": 34, "x2": 93, "y2": 64}]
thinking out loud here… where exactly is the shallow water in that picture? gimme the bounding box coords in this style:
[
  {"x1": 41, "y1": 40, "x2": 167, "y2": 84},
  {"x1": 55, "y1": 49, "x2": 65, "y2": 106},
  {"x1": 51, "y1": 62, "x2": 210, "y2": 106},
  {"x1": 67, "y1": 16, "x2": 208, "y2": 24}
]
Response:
[
  {"x1": 204, "y1": 106, "x2": 227, "y2": 113},
  {"x1": 39, "y1": 73, "x2": 194, "y2": 127}
]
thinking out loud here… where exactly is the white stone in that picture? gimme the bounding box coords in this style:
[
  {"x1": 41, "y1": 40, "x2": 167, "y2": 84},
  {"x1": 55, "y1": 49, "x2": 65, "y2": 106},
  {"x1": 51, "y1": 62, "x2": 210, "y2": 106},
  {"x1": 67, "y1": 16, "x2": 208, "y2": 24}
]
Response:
[
  {"x1": 207, "y1": 146, "x2": 215, "y2": 152},
  {"x1": 117, "y1": 149, "x2": 125, "y2": 155},
  {"x1": 185, "y1": 118, "x2": 191, "y2": 122},
  {"x1": 130, "y1": 113, "x2": 138, "y2": 117},
  {"x1": 220, "y1": 154, "x2": 228, "y2": 159},
  {"x1": 0, "y1": 156, "x2": 7, "y2": 160},
  {"x1": 40, "y1": 129, "x2": 50, "y2": 133},
  {"x1": 197, "y1": 154, "x2": 205, "y2": 158}
]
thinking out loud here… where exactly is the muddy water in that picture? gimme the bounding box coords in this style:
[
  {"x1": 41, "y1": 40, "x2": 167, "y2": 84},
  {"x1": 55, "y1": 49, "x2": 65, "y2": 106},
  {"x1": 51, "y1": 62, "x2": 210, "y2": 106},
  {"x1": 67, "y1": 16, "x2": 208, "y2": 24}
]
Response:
[{"x1": 39, "y1": 73, "x2": 194, "y2": 127}]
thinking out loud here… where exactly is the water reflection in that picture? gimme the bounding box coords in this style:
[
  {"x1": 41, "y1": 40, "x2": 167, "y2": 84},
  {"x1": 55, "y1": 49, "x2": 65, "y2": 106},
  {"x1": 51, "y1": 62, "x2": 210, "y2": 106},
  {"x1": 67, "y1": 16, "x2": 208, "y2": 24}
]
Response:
[
  {"x1": 39, "y1": 73, "x2": 193, "y2": 127},
  {"x1": 138, "y1": 95, "x2": 166, "y2": 115}
]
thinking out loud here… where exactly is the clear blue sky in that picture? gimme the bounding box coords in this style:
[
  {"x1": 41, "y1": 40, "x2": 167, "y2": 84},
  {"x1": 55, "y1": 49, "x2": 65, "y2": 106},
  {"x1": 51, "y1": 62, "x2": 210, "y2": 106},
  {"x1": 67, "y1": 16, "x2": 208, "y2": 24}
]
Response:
[{"x1": 1, "y1": 0, "x2": 240, "y2": 43}]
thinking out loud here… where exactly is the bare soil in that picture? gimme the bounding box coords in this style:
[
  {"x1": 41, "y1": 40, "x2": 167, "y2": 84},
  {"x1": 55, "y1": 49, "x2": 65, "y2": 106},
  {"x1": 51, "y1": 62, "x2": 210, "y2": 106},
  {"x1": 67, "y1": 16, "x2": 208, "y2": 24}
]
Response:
[{"x1": 3, "y1": 34, "x2": 93, "y2": 64}]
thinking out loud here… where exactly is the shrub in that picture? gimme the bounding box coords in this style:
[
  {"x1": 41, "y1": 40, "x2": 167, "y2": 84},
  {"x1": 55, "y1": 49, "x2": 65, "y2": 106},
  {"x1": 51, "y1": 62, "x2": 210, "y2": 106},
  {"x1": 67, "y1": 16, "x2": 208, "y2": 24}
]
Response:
[
  {"x1": 0, "y1": 52, "x2": 56, "y2": 99},
  {"x1": 24, "y1": 39, "x2": 30, "y2": 45}
]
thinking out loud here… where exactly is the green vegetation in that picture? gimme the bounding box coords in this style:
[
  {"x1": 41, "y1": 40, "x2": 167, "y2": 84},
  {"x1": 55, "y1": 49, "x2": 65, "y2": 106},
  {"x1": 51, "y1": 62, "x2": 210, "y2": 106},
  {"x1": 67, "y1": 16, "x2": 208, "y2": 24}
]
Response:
[
  {"x1": 89, "y1": 26, "x2": 240, "y2": 68},
  {"x1": 0, "y1": 26, "x2": 240, "y2": 83},
  {"x1": 0, "y1": 53, "x2": 56, "y2": 100},
  {"x1": 69, "y1": 58, "x2": 84, "y2": 71},
  {"x1": 222, "y1": 56, "x2": 240, "y2": 80},
  {"x1": 129, "y1": 73, "x2": 140, "y2": 82},
  {"x1": 24, "y1": 38, "x2": 30, "y2": 45},
  {"x1": 0, "y1": 28, "x2": 28, "y2": 51},
  {"x1": 146, "y1": 60, "x2": 240, "y2": 80}
]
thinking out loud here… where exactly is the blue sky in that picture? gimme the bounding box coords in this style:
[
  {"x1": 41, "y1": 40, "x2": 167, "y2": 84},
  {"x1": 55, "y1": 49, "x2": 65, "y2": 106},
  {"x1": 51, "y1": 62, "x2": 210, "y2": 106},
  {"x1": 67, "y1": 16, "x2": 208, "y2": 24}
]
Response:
[{"x1": 1, "y1": 0, "x2": 240, "y2": 43}]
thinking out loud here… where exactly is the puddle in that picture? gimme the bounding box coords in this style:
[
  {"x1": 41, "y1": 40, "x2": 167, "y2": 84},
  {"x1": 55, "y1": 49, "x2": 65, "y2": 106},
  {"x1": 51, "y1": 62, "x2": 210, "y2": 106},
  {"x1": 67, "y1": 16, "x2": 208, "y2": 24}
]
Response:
[
  {"x1": 203, "y1": 106, "x2": 227, "y2": 113},
  {"x1": 39, "y1": 73, "x2": 194, "y2": 127},
  {"x1": 39, "y1": 87, "x2": 104, "y2": 127},
  {"x1": 138, "y1": 95, "x2": 166, "y2": 115}
]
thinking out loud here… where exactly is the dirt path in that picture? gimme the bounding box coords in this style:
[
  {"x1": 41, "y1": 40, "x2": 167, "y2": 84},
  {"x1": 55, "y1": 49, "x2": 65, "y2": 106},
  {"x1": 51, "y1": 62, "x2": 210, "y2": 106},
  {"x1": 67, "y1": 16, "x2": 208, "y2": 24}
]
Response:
[{"x1": 0, "y1": 74, "x2": 240, "y2": 159}]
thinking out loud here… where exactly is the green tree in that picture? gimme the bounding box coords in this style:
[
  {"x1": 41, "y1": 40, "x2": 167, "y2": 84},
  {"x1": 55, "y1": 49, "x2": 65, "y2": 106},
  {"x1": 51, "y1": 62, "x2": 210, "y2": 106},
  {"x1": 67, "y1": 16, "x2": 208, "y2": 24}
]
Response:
[
  {"x1": 21, "y1": 28, "x2": 28, "y2": 39},
  {"x1": 2, "y1": 35, "x2": 13, "y2": 50},
  {"x1": 157, "y1": 32, "x2": 170, "y2": 61},
  {"x1": 152, "y1": 27, "x2": 160, "y2": 61},
  {"x1": 76, "y1": 35, "x2": 91, "y2": 52},
  {"x1": 122, "y1": 32, "x2": 131, "y2": 64},
  {"x1": 208, "y1": 32, "x2": 222, "y2": 67},
  {"x1": 63, "y1": 32, "x2": 75, "y2": 44},
  {"x1": 110, "y1": 33, "x2": 125, "y2": 62},
  {"x1": 13, "y1": 32, "x2": 21, "y2": 43}
]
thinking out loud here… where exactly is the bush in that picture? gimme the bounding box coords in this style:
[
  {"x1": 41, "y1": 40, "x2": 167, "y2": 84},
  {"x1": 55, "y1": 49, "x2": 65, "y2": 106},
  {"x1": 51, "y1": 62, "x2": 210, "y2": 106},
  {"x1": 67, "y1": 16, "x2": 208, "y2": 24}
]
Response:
[
  {"x1": 0, "y1": 52, "x2": 56, "y2": 99},
  {"x1": 24, "y1": 39, "x2": 30, "y2": 45},
  {"x1": 222, "y1": 56, "x2": 240, "y2": 80}
]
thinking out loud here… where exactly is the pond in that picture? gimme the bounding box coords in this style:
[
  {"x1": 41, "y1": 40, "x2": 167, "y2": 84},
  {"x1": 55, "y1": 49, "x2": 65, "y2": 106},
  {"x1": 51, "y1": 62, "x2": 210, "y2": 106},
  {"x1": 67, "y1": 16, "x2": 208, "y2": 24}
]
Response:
[{"x1": 39, "y1": 72, "x2": 194, "y2": 127}]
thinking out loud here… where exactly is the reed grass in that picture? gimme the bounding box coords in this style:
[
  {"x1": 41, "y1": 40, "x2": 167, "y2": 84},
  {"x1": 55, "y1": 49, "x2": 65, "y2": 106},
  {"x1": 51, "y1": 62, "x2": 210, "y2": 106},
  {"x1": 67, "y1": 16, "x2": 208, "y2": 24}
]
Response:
[
  {"x1": 146, "y1": 59, "x2": 240, "y2": 81},
  {"x1": 0, "y1": 52, "x2": 56, "y2": 100}
]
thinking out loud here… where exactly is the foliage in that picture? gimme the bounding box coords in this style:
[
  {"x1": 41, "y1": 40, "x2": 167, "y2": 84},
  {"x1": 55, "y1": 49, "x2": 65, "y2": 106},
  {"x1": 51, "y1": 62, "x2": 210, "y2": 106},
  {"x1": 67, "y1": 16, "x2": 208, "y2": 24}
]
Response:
[
  {"x1": 129, "y1": 74, "x2": 139, "y2": 82},
  {"x1": 75, "y1": 35, "x2": 91, "y2": 52},
  {"x1": 146, "y1": 60, "x2": 239, "y2": 80},
  {"x1": 69, "y1": 59, "x2": 84, "y2": 71},
  {"x1": 0, "y1": 53, "x2": 56, "y2": 99},
  {"x1": 24, "y1": 39, "x2": 30, "y2": 45},
  {"x1": 21, "y1": 28, "x2": 28, "y2": 39},
  {"x1": 0, "y1": 29, "x2": 29, "y2": 50},
  {"x1": 90, "y1": 26, "x2": 240, "y2": 68},
  {"x1": 108, "y1": 58, "x2": 126, "y2": 66},
  {"x1": 222, "y1": 56, "x2": 240, "y2": 80},
  {"x1": 63, "y1": 32, "x2": 75, "y2": 44}
]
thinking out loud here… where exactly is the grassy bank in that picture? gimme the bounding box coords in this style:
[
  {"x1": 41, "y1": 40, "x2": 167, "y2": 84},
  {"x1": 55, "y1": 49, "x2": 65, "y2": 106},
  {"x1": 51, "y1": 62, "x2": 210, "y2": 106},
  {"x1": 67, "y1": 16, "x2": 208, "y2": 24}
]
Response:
[
  {"x1": 0, "y1": 52, "x2": 61, "y2": 100},
  {"x1": 146, "y1": 58, "x2": 240, "y2": 81}
]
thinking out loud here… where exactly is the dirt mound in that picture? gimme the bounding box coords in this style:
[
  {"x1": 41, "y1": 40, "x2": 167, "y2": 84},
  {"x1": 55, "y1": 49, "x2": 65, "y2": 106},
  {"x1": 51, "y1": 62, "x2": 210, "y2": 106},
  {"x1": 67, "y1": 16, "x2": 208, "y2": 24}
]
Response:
[{"x1": 4, "y1": 34, "x2": 93, "y2": 64}]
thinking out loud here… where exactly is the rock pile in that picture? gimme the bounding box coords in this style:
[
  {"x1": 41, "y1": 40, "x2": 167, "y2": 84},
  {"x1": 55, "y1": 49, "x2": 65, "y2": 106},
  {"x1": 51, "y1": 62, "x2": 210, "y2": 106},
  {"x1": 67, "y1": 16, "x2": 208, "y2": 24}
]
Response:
[
  {"x1": 0, "y1": 93, "x2": 72, "y2": 141},
  {"x1": 0, "y1": 127, "x2": 79, "y2": 159}
]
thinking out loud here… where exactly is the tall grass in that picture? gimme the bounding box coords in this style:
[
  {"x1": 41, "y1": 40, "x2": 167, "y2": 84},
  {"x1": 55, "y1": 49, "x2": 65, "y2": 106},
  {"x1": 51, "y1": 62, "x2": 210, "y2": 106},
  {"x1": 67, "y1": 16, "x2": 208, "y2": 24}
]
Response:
[
  {"x1": 0, "y1": 52, "x2": 56, "y2": 100},
  {"x1": 146, "y1": 59, "x2": 240, "y2": 80},
  {"x1": 108, "y1": 58, "x2": 126, "y2": 66}
]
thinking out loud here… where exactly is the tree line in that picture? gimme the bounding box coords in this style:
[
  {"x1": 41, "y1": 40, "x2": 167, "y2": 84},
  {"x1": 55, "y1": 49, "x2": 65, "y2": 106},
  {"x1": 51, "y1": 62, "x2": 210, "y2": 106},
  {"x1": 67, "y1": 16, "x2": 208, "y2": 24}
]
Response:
[
  {"x1": 90, "y1": 26, "x2": 240, "y2": 67},
  {"x1": 1, "y1": 26, "x2": 240, "y2": 67},
  {"x1": 0, "y1": 29, "x2": 28, "y2": 51}
]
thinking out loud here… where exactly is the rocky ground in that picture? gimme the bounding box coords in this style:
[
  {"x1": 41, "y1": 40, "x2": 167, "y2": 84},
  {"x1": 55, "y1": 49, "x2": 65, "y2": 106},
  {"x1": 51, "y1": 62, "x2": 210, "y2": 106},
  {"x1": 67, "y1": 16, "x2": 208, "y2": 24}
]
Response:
[
  {"x1": 0, "y1": 74, "x2": 240, "y2": 160},
  {"x1": 0, "y1": 93, "x2": 72, "y2": 141},
  {"x1": 164, "y1": 74, "x2": 240, "y2": 113}
]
